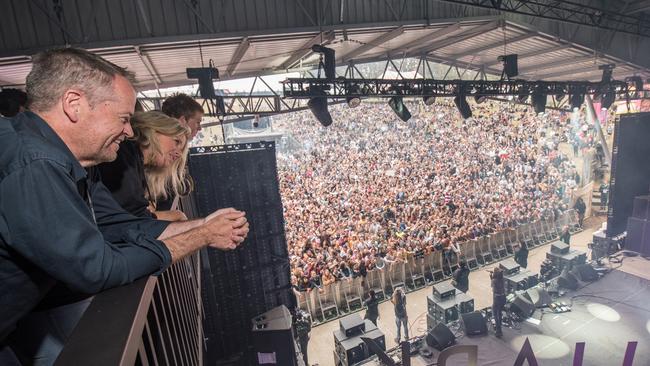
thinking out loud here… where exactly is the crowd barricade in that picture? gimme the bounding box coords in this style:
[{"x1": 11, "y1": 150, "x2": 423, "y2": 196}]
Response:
[
  {"x1": 504, "y1": 227, "x2": 518, "y2": 254},
  {"x1": 316, "y1": 279, "x2": 340, "y2": 321},
  {"x1": 405, "y1": 252, "x2": 426, "y2": 289},
  {"x1": 489, "y1": 231, "x2": 508, "y2": 259},
  {"x1": 461, "y1": 239, "x2": 479, "y2": 269},
  {"x1": 340, "y1": 276, "x2": 364, "y2": 312},
  {"x1": 429, "y1": 251, "x2": 445, "y2": 282},
  {"x1": 386, "y1": 261, "x2": 406, "y2": 294},
  {"x1": 518, "y1": 222, "x2": 534, "y2": 249},
  {"x1": 295, "y1": 288, "x2": 316, "y2": 321},
  {"x1": 568, "y1": 209, "x2": 581, "y2": 231},
  {"x1": 364, "y1": 266, "x2": 387, "y2": 301},
  {"x1": 476, "y1": 235, "x2": 493, "y2": 264},
  {"x1": 532, "y1": 219, "x2": 546, "y2": 245},
  {"x1": 542, "y1": 216, "x2": 558, "y2": 241}
]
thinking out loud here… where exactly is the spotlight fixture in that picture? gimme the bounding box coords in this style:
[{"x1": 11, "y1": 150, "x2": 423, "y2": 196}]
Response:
[
  {"x1": 388, "y1": 96, "x2": 411, "y2": 122},
  {"x1": 307, "y1": 88, "x2": 332, "y2": 127},
  {"x1": 346, "y1": 84, "x2": 361, "y2": 108},
  {"x1": 474, "y1": 95, "x2": 487, "y2": 104},
  {"x1": 454, "y1": 94, "x2": 472, "y2": 119},
  {"x1": 423, "y1": 96, "x2": 436, "y2": 106},
  {"x1": 531, "y1": 86, "x2": 547, "y2": 114}
]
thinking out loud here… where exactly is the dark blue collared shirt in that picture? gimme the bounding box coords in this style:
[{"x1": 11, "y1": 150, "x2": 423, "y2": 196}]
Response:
[{"x1": 0, "y1": 112, "x2": 172, "y2": 341}]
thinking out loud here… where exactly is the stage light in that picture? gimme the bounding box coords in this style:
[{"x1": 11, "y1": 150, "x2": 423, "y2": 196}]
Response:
[
  {"x1": 531, "y1": 86, "x2": 547, "y2": 114},
  {"x1": 423, "y1": 96, "x2": 436, "y2": 106},
  {"x1": 346, "y1": 85, "x2": 361, "y2": 108},
  {"x1": 474, "y1": 95, "x2": 487, "y2": 104},
  {"x1": 388, "y1": 96, "x2": 411, "y2": 122},
  {"x1": 308, "y1": 88, "x2": 332, "y2": 127},
  {"x1": 454, "y1": 94, "x2": 472, "y2": 119}
]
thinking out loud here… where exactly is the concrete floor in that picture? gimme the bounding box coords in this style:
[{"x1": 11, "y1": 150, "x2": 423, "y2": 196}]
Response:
[{"x1": 305, "y1": 217, "x2": 607, "y2": 366}]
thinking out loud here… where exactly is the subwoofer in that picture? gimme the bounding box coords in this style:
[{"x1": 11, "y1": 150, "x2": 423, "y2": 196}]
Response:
[
  {"x1": 460, "y1": 311, "x2": 488, "y2": 336},
  {"x1": 523, "y1": 288, "x2": 552, "y2": 308},
  {"x1": 558, "y1": 269, "x2": 579, "y2": 290},
  {"x1": 425, "y1": 322, "x2": 455, "y2": 351},
  {"x1": 510, "y1": 294, "x2": 535, "y2": 319}
]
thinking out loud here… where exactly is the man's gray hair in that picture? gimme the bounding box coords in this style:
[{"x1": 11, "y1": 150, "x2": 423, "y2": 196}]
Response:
[{"x1": 26, "y1": 47, "x2": 135, "y2": 112}]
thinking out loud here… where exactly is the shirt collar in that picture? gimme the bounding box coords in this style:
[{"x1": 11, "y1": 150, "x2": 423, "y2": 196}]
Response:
[{"x1": 21, "y1": 111, "x2": 88, "y2": 182}]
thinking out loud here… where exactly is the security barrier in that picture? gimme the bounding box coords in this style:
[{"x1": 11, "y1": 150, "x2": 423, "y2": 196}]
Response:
[{"x1": 295, "y1": 210, "x2": 579, "y2": 325}]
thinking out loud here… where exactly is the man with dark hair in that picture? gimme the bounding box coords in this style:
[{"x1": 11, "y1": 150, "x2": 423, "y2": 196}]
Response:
[
  {"x1": 161, "y1": 93, "x2": 204, "y2": 140},
  {"x1": 0, "y1": 88, "x2": 27, "y2": 117},
  {"x1": 514, "y1": 243, "x2": 529, "y2": 269},
  {"x1": 0, "y1": 48, "x2": 248, "y2": 365},
  {"x1": 364, "y1": 290, "x2": 379, "y2": 325}
]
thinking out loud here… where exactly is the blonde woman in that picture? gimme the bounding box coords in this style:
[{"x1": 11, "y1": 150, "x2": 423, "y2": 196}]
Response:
[{"x1": 98, "y1": 111, "x2": 190, "y2": 221}]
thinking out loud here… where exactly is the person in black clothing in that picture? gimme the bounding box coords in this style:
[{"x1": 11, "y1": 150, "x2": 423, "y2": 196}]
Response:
[
  {"x1": 0, "y1": 88, "x2": 27, "y2": 117},
  {"x1": 560, "y1": 225, "x2": 571, "y2": 245},
  {"x1": 491, "y1": 267, "x2": 506, "y2": 337},
  {"x1": 364, "y1": 290, "x2": 379, "y2": 325},
  {"x1": 514, "y1": 244, "x2": 529, "y2": 269},
  {"x1": 293, "y1": 309, "x2": 311, "y2": 366},
  {"x1": 452, "y1": 260, "x2": 470, "y2": 293},
  {"x1": 98, "y1": 111, "x2": 190, "y2": 220}
]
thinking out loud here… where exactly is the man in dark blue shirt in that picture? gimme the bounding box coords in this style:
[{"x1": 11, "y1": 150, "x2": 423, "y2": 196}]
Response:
[{"x1": 0, "y1": 48, "x2": 249, "y2": 364}]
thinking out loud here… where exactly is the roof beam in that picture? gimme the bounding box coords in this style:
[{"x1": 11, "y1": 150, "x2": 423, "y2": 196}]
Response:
[
  {"x1": 133, "y1": 46, "x2": 162, "y2": 86},
  {"x1": 339, "y1": 26, "x2": 404, "y2": 62},
  {"x1": 483, "y1": 43, "x2": 573, "y2": 68},
  {"x1": 519, "y1": 55, "x2": 596, "y2": 75},
  {"x1": 279, "y1": 31, "x2": 335, "y2": 70},
  {"x1": 398, "y1": 23, "x2": 462, "y2": 53},
  {"x1": 226, "y1": 37, "x2": 250, "y2": 77},
  {"x1": 447, "y1": 31, "x2": 537, "y2": 59},
  {"x1": 408, "y1": 20, "x2": 502, "y2": 56},
  {"x1": 627, "y1": 0, "x2": 650, "y2": 14},
  {"x1": 539, "y1": 65, "x2": 605, "y2": 80}
]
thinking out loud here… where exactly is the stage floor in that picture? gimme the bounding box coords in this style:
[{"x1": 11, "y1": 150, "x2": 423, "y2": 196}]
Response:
[
  {"x1": 307, "y1": 217, "x2": 650, "y2": 366},
  {"x1": 408, "y1": 268, "x2": 650, "y2": 366}
]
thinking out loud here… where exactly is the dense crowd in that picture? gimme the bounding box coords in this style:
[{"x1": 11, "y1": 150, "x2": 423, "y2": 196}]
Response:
[{"x1": 273, "y1": 100, "x2": 581, "y2": 291}]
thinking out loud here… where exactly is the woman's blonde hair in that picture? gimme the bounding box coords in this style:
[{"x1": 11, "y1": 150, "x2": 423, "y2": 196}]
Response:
[{"x1": 130, "y1": 111, "x2": 192, "y2": 203}]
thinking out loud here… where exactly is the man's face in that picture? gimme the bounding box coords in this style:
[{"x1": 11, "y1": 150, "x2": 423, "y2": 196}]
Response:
[
  {"x1": 80, "y1": 76, "x2": 136, "y2": 166},
  {"x1": 184, "y1": 111, "x2": 203, "y2": 140}
]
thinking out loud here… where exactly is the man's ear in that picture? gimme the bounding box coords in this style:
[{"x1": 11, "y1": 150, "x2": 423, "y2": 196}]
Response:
[
  {"x1": 177, "y1": 115, "x2": 188, "y2": 126},
  {"x1": 61, "y1": 89, "x2": 84, "y2": 123}
]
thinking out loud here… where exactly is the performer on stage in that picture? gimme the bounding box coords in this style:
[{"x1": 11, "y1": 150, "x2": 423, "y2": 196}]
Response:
[
  {"x1": 491, "y1": 267, "x2": 506, "y2": 338},
  {"x1": 391, "y1": 287, "x2": 408, "y2": 344},
  {"x1": 514, "y1": 243, "x2": 529, "y2": 269},
  {"x1": 364, "y1": 290, "x2": 379, "y2": 326}
]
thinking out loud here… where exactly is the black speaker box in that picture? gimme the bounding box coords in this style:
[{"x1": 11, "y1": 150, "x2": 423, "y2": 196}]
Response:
[
  {"x1": 339, "y1": 314, "x2": 365, "y2": 337},
  {"x1": 425, "y1": 323, "x2": 456, "y2": 351},
  {"x1": 558, "y1": 270, "x2": 579, "y2": 290},
  {"x1": 460, "y1": 311, "x2": 488, "y2": 336},
  {"x1": 251, "y1": 305, "x2": 291, "y2": 327},
  {"x1": 251, "y1": 308, "x2": 296, "y2": 366},
  {"x1": 510, "y1": 294, "x2": 535, "y2": 319},
  {"x1": 551, "y1": 241, "x2": 570, "y2": 255},
  {"x1": 503, "y1": 54, "x2": 518, "y2": 78},
  {"x1": 455, "y1": 292, "x2": 475, "y2": 314},
  {"x1": 573, "y1": 264, "x2": 599, "y2": 282},
  {"x1": 626, "y1": 216, "x2": 650, "y2": 256},
  {"x1": 524, "y1": 288, "x2": 552, "y2": 308},
  {"x1": 633, "y1": 195, "x2": 650, "y2": 219},
  {"x1": 499, "y1": 258, "x2": 521, "y2": 275},
  {"x1": 433, "y1": 281, "x2": 456, "y2": 301}
]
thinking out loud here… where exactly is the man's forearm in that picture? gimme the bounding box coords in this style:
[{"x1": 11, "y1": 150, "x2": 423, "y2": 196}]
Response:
[
  {"x1": 158, "y1": 218, "x2": 205, "y2": 240},
  {"x1": 161, "y1": 225, "x2": 210, "y2": 263}
]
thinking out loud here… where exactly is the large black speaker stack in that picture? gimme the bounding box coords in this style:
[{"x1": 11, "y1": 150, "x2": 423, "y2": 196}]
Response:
[
  {"x1": 188, "y1": 143, "x2": 294, "y2": 363},
  {"x1": 545, "y1": 241, "x2": 587, "y2": 272},
  {"x1": 608, "y1": 113, "x2": 650, "y2": 238},
  {"x1": 333, "y1": 314, "x2": 385, "y2": 366},
  {"x1": 626, "y1": 195, "x2": 650, "y2": 255}
]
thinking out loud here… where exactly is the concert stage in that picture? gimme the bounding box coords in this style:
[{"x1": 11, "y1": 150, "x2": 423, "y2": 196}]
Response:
[{"x1": 379, "y1": 267, "x2": 650, "y2": 366}]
